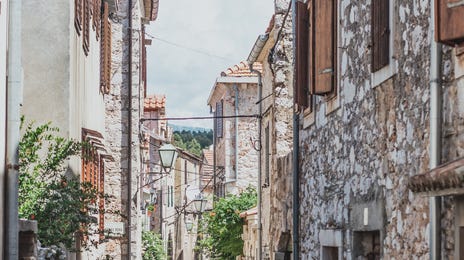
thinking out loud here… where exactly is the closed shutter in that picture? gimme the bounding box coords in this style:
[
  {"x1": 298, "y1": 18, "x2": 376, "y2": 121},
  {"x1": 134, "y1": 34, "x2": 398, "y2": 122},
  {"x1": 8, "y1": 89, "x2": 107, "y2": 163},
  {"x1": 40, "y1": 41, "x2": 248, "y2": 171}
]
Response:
[
  {"x1": 372, "y1": 0, "x2": 389, "y2": 72},
  {"x1": 99, "y1": 157, "x2": 105, "y2": 239},
  {"x1": 313, "y1": 0, "x2": 336, "y2": 95},
  {"x1": 74, "y1": 0, "x2": 83, "y2": 34},
  {"x1": 436, "y1": 0, "x2": 464, "y2": 45},
  {"x1": 100, "y1": 2, "x2": 111, "y2": 94},
  {"x1": 295, "y1": 1, "x2": 309, "y2": 108},
  {"x1": 216, "y1": 101, "x2": 223, "y2": 138},
  {"x1": 264, "y1": 125, "x2": 270, "y2": 186},
  {"x1": 83, "y1": 0, "x2": 90, "y2": 55}
]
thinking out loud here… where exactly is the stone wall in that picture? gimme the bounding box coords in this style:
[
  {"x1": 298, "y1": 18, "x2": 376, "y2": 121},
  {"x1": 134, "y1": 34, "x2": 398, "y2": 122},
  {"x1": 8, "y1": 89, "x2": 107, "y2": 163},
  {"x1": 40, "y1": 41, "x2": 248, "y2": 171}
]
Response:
[{"x1": 298, "y1": 0, "x2": 464, "y2": 258}]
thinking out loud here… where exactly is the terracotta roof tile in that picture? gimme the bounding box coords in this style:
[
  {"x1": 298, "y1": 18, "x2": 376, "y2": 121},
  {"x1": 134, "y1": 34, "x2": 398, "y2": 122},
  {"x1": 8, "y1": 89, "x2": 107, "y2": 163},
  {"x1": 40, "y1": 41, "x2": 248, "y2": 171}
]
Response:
[
  {"x1": 408, "y1": 157, "x2": 464, "y2": 195},
  {"x1": 220, "y1": 61, "x2": 262, "y2": 77},
  {"x1": 144, "y1": 95, "x2": 166, "y2": 111}
]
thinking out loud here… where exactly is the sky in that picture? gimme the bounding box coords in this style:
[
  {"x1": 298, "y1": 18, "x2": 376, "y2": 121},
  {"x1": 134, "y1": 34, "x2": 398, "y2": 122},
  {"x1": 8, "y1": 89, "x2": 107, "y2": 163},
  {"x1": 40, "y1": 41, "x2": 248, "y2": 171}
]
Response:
[{"x1": 146, "y1": 0, "x2": 274, "y2": 129}]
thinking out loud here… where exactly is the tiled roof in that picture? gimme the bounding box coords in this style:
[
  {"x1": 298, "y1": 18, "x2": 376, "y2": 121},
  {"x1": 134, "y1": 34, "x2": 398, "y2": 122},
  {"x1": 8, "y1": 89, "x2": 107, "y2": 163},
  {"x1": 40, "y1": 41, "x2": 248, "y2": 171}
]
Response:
[
  {"x1": 144, "y1": 95, "x2": 166, "y2": 111},
  {"x1": 220, "y1": 61, "x2": 262, "y2": 77},
  {"x1": 202, "y1": 149, "x2": 214, "y2": 165},
  {"x1": 408, "y1": 157, "x2": 464, "y2": 195}
]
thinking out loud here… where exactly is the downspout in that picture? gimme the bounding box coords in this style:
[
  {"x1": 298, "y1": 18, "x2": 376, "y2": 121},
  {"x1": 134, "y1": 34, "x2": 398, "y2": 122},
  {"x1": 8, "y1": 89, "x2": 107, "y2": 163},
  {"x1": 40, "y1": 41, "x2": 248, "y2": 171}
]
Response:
[
  {"x1": 247, "y1": 33, "x2": 268, "y2": 260},
  {"x1": 291, "y1": 0, "x2": 300, "y2": 258},
  {"x1": 127, "y1": 0, "x2": 133, "y2": 258},
  {"x1": 429, "y1": 1, "x2": 442, "y2": 259},
  {"x1": 233, "y1": 84, "x2": 239, "y2": 181},
  {"x1": 5, "y1": 0, "x2": 22, "y2": 258},
  {"x1": 249, "y1": 63, "x2": 263, "y2": 260}
]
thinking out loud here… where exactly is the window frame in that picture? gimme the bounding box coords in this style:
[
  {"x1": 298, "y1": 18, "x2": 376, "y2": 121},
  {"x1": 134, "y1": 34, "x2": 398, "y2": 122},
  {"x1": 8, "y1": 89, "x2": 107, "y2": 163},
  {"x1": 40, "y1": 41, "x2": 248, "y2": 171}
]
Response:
[{"x1": 371, "y1": 0, "x2": 397, "y2": 87}]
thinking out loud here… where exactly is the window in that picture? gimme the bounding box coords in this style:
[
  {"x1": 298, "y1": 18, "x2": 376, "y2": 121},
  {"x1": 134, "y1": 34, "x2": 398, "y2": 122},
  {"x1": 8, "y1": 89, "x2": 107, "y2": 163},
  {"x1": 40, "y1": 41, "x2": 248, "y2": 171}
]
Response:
[
  {"x1": 322, "y1": 246, "x2": 339, "y2": 260},
  {"x1": 371, "y1": 0, "x2": 390, "y2": 72},
  {"x1": 319, "y1": 229, "x2": 342, "y2": 260},
  {"x1": 436, "y1": 0, "x2": 464, "y2": 47},
  {"x1": 353, "y1": 231, "x2": 381, "y2": 259},
  {"x1": 215, "y1": 100, "x2": 223, "y2": 138},
  {"x1": 100, "y1": 2, "x2": 112, "y2": 94}
]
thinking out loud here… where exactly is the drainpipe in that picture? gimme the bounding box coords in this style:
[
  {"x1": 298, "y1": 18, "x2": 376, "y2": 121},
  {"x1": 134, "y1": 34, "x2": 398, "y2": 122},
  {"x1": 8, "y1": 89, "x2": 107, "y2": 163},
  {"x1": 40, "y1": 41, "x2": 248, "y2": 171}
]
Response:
[
  {"x1": 249, "y1": 63, "x2": 263, "y2": 260},
  {"x1": 233, "y1": 84, "x2": 239, "y2": 181},
  {"x1": 127, "y1": 0, "x2": 133, "y2": 258},
  {"x1": 291, "y1": 0, "x2": 300, "y2": 258},
  {"x1": 429, "y1": 1, "x2": 442, "y2": 259},
  {"x1": 247, "y1": 33, "x2": 268, "y2": 260},
  {"x1": 5, "y1": 0, "x2": 22, "y2": 258}
]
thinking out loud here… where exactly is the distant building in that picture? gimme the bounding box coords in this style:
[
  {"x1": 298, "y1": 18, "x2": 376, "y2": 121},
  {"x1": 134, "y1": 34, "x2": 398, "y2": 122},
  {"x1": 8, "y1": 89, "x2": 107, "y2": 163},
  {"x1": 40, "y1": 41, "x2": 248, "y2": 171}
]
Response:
[{"x1": 207, "y1": 62, "x2": 262, "y2": 196}]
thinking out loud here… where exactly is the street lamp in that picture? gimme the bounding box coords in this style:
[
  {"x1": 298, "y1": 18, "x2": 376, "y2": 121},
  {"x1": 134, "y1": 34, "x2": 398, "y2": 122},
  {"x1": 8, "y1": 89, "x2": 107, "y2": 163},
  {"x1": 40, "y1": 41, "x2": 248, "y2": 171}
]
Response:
[
  {"x1": 193, "y1": 193, "x2": 207, "y2": 213},
  {"x1": 158, "y1": 143, "x2": 178, "y2": 173},
  {"x1": 185, "y1": 218, "x2": 194, "y2": 233}
]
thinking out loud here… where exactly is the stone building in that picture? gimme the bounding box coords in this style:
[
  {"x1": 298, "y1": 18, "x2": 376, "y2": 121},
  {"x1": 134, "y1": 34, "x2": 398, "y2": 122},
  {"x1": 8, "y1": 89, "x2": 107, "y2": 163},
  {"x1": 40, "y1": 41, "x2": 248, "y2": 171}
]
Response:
[
  {"x1": 207, "y1": 62, "x2": 261, "y2": 196},
  {"x1": 291, "y1": 0, "x2": 464, "y2": 259},
  {"x1": 246, "y1": 10, "x2": 295, "y2": 259},
  {"x1": 16, "y1": 0, "x2": 159, "y2": 258}
]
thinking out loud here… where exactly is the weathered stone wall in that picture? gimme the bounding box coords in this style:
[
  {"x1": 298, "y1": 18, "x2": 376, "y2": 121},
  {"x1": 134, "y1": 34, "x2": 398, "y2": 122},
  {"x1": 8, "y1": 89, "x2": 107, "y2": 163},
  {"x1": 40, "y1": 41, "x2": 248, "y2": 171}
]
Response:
[
  {"x1": 260, "y1": 1, "x2": 296, "y2": 258},
  {"x1": 298, "y1": 0, "x2": 443, "y2": 258},
  {"x1": 101, "y1": 0, "x2": 144, "y2": 259}
]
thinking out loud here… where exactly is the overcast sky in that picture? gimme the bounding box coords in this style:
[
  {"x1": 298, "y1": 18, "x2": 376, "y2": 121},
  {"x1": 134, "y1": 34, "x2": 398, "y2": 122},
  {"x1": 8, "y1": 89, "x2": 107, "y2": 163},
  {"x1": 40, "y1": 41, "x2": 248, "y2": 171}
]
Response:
[{"x1": 146, "y1": 1, "x2": 274, "y2": 129}]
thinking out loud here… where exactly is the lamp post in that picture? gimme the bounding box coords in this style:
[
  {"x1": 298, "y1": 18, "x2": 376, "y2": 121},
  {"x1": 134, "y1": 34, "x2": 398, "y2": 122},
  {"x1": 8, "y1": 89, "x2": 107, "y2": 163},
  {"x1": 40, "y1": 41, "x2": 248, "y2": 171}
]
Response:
[
  {"x1": 193, "y1": 193, "x2": 207, "y2": 213},
  {"x1": 158, "y1": 143, "x2": 178, "y2": 173}
]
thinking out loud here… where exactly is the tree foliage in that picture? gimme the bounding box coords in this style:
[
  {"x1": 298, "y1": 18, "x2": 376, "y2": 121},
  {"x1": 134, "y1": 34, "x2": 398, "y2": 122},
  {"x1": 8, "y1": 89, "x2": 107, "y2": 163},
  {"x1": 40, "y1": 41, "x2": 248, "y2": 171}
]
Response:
[
  {"x1": 19, "y1": 120, "x2": 104, "y2": 250},
  {"x1": 197, "y1": 188, "x2": 257, "y2": 259},
  {"x1": 172, "y1": 130, "x2": 213, "y2": 157},
  {"x1": 142, "y1": 231, "x2": 166, "y2": 260}
]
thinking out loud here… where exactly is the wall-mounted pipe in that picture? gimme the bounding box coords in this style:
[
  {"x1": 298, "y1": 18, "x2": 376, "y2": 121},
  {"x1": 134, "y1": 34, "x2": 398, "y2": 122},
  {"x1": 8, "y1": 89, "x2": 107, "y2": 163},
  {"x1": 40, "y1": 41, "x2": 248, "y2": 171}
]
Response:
[
  {"x1": 429, "y1": 1, "x2": 442, "y2": 259},
  {"x1": 5, "y1": 0, "x2": 22, "y2": 258},
  {"x1": 291, "y1": 0, "x2": 300, "y2": 259},
  {"x1": 233, "y1": 84, "x2": 239, "y2": 181},
  {"x1": 127, "y1": 0, "x2": 133, "y2": 258}
]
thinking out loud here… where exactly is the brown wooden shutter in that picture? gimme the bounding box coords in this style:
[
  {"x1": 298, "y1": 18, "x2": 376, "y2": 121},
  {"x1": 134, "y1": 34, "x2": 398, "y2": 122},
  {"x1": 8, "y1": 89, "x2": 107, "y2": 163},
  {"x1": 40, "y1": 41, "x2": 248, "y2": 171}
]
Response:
[
  {"x1": 74, "y1": 0, "x2": 83, "y2": 34},
  {"x1": 100, "y1": 2, "x2": 111, "y2": 94},
  {"x1": 83, "y1": 0, "x2": 90, "y2": 55},
  {"x1": 295, "y1": 1, "x2": 309, "y2": 108},
  {"x1": 313, "y1": 0, "x2": 336, "y2": 95},
  {"x1": 93, "y1": 0, "x2": 101, "y2": 40},
  {"x1": 436, "y1": 0, "x2": 464, "y2": 46},
  {"x1": 99, "y1": 156, "x2": 105, "y2": 238},
  {"x1": 371, "y1": 0, "x2": 389, "y2": 72}
]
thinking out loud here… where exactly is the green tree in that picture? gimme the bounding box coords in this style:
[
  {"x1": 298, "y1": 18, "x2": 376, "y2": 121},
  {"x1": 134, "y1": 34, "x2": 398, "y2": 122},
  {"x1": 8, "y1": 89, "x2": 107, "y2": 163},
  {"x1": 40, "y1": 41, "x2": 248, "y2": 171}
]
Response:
[
  {"x1": 186, "y1": 138, "x2": 202, "y2": 157},
  {"x1": 19, "y1": 120, "x2": 104, "y2": 250},
  {"x1": 197, "y1": 188, "x2": 257, "y2": 259},
  {"x1": 142, "y1": 231, "x2": 166, "y2": 260}
]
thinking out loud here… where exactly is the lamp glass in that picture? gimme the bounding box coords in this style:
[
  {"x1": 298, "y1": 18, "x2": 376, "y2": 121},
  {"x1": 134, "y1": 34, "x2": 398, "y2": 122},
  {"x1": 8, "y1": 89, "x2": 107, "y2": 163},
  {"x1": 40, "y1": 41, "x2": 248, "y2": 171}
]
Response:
[
  {"x1": 185, "y1": 219, "x2": 194, "y2": 232},
  {"x1": 158, "y1": 144, "x2": 178, "y2": 171},
  {"x1": 193, "y1": 193, "x2": 206, "y2": 213}
]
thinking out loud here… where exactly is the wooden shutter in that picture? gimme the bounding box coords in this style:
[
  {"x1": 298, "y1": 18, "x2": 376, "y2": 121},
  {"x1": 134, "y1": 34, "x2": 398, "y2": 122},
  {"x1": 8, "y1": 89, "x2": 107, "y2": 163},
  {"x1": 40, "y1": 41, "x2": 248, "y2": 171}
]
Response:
[
  {"x1": 83, "y1": 0, "x2": 90, "y2": 55},
  {"x1": 264, "y1": 124, "x2": 270, "y2": 185},
  {"x1": 216, "y1": 101, "x2": 223, "y2": 138},
  {"x1": 295, "y1": 1, "x2": 309, "y2": 108},
  {"x1": 436, "y1": 0, "x2": 464, "y2": 46},
  {"x1": 313, "y1": 0, "x2": 336, "y2": 95},
  {"x1": 74, "y1": 0, "x2": 83, "y2": 34},
  {"x1": 372, "y1": 0, "x2": 390, "y2": 72},
  {"x1": 100, "y1": 2, "x2": 111, "y2": 94},
  {"x1": 93, "y1": 0, "x2": 101, "y2": 40},
  {"x1": 99, "y1": 157, "x2": 105, "y2": 238}
]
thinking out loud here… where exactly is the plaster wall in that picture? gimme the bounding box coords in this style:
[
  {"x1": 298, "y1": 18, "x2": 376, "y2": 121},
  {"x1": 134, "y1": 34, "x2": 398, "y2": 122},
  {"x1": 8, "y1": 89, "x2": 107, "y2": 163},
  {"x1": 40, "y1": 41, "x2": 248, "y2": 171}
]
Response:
[
  {"x1": 0, "y1": 0, "x2": 7, "y2": 257},
  {"x1": 298, "y1": 0, "x2": 464, "y2": 258}
]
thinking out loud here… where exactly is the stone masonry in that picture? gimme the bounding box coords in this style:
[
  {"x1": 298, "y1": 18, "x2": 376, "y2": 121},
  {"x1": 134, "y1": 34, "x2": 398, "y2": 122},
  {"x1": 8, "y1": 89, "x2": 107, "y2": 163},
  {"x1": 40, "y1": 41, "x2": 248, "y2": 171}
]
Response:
[{"x1": 298, "y1": 0, "x2": 464, "y2": 259}]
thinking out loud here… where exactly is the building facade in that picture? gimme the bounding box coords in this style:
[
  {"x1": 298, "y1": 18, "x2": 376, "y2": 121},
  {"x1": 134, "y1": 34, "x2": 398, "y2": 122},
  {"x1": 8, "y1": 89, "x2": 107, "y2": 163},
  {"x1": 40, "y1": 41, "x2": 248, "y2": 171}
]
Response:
[
  {"x1": 207, "y1": 62, "x2": 261, "y2": 196},
  {"x1": 293, "y1": 0, "x2": 464, "y2": 259}
]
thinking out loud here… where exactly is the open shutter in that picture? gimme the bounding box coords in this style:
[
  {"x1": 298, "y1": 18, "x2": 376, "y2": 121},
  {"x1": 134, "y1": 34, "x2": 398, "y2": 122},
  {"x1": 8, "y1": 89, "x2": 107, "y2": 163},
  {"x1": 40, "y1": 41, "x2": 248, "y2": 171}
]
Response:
[
  {"x1": 216, "y1": 101, "x2": 223, "y2": 138},
  {"x1": 83, "y1": 0, "x2": 90, "y2": 55},
  {"x1": 295, "y1": 1, "x2": 309, "y2": 108},
  {"x1": 93, "y1": 0, "x2": 101, "y2": 40},
  {"x1": 313, "y1": 0, "x2": 336, "y2": 95},
  {"x1": 372, "y1": 0, "x2": 389, "y2": 72},
  {"x1": 100, "y1": 2, "x2": 111, "y2": 94},
  {"x1": 436, "y1": 0, "x2": 464, "y2": 46},
  {"x1": 74, "y1": 0, "x2": 83, "y2": 34}
]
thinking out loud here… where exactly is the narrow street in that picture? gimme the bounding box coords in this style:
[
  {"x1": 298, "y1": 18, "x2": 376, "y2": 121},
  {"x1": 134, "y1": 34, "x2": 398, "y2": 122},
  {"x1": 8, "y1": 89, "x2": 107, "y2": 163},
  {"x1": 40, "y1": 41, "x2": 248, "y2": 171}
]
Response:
[{"x1": 1, "y1": 0, "x2": 464, "y2": 259}]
